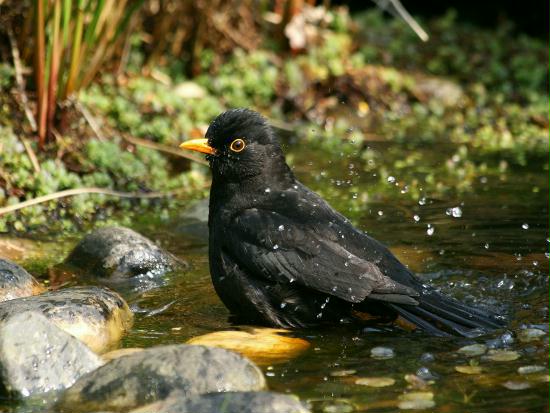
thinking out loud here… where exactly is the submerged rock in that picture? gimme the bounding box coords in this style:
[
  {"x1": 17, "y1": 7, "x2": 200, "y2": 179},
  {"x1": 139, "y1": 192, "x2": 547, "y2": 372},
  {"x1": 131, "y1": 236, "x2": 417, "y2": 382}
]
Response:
[
  {"x1": 0, "y1": 312, "x2": 102, "y2": 397},
  {"x1": 65, "y1": 227, "x2": 185, "y2": 279},
  {"x1": 0, "y1": 286, "x2": 133, "y2": 353},
  {"x1": 355, "y1": 377, "x2": 396, "y2": 387},
  {"x1": 370, "y1": 346, "x2": 394, "y2": 359},
  {"x1": 457, "y1": 343, "x2": 487, "y2": 357},
  {"x1": 186, "y1": 327, "x2": 310, "y2": 365},
  {"x1": 59, "y1": 344, "x2": 266, "y2": 411},
  {"x1": 0, "y1": 258, "x2": 44, "y2": 302},
  {"x1": 130, "y1": 391, "x2": 310, "y2": 413},
  {"x1": 518, "y1": 328, "x2": 546, "y2": 343}
]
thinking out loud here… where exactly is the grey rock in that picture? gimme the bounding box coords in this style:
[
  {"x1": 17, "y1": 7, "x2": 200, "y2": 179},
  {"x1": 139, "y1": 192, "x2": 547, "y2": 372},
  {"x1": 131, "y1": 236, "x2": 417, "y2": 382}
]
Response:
[
  {"x1": 0, "y1": 286, "x2": 133, "y2": 353},
  {"x1": 131, "y1": 391, "x2": 311, "y2": 413},
  {"x1": 65, "y1": 227, "x2": 185, "y2": 279},
  {"x1": 0, "y1": 312, "x2": 102, "y2": 396},
  {"x1": 0, "y1": 258, "x2": 43, "y2": 302},
  {"x1": 59, "y1": 344, "x2": 266, "y2": 412}
]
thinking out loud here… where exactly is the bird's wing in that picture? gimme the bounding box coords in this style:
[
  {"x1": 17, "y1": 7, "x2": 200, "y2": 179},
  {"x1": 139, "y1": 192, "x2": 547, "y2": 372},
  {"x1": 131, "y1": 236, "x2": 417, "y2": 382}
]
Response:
[{"x1": 224, "y1": 208, "x2": 419, "y2": 304}]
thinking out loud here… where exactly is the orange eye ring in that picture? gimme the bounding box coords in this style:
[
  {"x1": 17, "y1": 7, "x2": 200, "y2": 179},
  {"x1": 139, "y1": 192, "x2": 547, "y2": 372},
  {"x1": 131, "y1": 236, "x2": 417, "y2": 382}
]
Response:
[{"x1": 229, "y1": 138, "x2": 246, "y2": 153}]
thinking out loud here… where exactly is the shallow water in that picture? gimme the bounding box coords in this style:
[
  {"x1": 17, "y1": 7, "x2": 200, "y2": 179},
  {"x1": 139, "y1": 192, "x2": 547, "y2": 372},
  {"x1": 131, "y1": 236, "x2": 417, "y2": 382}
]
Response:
[{"x1": 3, "y1": 138, "x2": 549, "y2": 412}]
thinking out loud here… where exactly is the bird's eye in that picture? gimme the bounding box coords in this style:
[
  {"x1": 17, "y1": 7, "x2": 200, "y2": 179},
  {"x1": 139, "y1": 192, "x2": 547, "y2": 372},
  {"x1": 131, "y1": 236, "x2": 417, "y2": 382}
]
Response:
[{"x1": 229, "y1": 138, "x2": 246, "y2": 153}]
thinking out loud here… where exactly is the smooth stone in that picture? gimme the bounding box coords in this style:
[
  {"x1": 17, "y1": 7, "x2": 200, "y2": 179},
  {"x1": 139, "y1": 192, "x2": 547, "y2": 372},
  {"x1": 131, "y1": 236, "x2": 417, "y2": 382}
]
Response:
[
  {"x1": 59, "y1": 344, "x2": 266, "y2": 412},
  {"x1": 186, "y1": 327, "x2": 310, "y2": 366},
  {"x1": 455, "y1": 365, "x2": 483, "y2": 374},
  {"x1": 517, "y1": 365, "x2": 545, "y2": 375},
  {"x1": 457, "y1": 343, "x2": 487, "y2": 357},
  {"x1": 0, "y1": 258, "x2": 44, "y2": 302},
  {"x1": 0, "y1": 312, "x2": 102, "y2": 396},
  {"x1": 485, "y1": 349, "x2": 521, "y2": 362},
  {"x1": 355, "y1": 377, "x2": 396, "y2": 387},
  {"x1": 0, "y1": 286, "x2": 133, "y2": 353},
  {"x1": 130, "y1": 391, "x2": 310, "y2": 413},
  {"x1": 518, "y1": 328, "x2": 546, "y2": 343},
  {"x1": 398, "y1": 392, "x2": 435, "y2": 410},
  {"x1": 65, "y1": 226, "x2": 185, "y2": 279},
  {"x1": 501, "y1": 381, "x2": 531, "y2": 390},
  {"x1": 370, "y1": 346, "x2": 394, "y2": 359}
]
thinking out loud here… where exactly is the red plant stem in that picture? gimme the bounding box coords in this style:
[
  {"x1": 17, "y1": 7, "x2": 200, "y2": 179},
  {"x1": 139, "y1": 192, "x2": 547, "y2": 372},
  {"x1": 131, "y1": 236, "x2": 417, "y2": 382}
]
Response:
[
  {"x1": 36, "y1": 0, "x2": 47, "y2": 148},
  {"x1": 46, "y1": 0, "x2": 62, "y2": 139}
]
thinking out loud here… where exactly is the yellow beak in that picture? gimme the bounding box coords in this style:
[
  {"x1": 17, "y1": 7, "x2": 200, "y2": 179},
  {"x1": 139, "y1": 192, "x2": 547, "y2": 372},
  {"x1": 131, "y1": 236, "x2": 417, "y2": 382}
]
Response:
[{"x1": 179, "y1": 138, "x2": 216, "y2": 155}]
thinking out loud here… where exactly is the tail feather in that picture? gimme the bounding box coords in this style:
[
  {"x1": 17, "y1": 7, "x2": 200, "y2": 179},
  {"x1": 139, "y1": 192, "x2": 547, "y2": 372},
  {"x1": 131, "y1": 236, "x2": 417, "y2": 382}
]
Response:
[{"x1": 389, "y1": 291, "x2": 506, "y2": 337}]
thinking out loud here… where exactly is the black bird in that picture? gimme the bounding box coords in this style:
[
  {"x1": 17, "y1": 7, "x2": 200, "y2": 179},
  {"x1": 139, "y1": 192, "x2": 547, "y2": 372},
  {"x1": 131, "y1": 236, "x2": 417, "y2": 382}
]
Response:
[{"x1": 180, "y1": 108, "x2": 504, "y2": 336}]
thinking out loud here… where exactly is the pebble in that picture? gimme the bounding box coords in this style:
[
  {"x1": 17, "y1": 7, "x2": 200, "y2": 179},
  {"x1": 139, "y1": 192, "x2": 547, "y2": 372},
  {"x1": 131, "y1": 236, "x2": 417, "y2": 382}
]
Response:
[
  {"x1": 398, "y1": 392, "x2": 435, "y2": 410},
  {"x1": 457, "y1": 344, "x2": 487, "y2": 357},
  {"x1": 502, "y1": 381, "x2": 531, "y2": 390},
  {"x1": 518, "y1": 328, "x2": 546, "y2": 343},
  {"x1": 455, "y1": 365, "x2": 483, "y2": 374},
  {"x1": 485, "y1": 349, "x2": 520, "y2": 362},
  {"x1": 419, "y1": 352, "x2": 435, "y2": 363},
  {"x1": 416, "y1": 367, "x2": 437, "y2": 381},
  {"x1": 355, "y1": 377, "x2": 396, "y2": 387},
  {"x1": 517, "y1": 365, "x2": 545, "y2": 375},
  {"x1": 370, "y1": 346, "x2": 394, "y2": 359}
]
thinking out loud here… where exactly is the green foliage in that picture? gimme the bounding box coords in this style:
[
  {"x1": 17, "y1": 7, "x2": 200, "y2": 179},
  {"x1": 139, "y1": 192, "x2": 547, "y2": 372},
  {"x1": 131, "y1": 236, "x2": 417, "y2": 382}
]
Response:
[
  {"x1": 198, "y1": 49, "x2": 279, "y2": 108},
  {"x1": 0, "y1": 125, "x2": 206, "y2": 232},
  {"x1": 0, "y1": 63, "x2": 14, "y2": 89},
  {"x1": 354, "y1": 9, "x2": 548, "y2": 103},
  {"x1": 80, "y1": 76, "x2": 224, "y2": 144}
]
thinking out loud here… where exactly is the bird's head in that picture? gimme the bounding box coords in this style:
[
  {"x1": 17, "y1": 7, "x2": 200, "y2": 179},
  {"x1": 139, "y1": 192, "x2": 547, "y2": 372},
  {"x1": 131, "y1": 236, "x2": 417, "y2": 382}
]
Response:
[{"x1": 180, "y1": 108, "x2": 293, "y2": 185}]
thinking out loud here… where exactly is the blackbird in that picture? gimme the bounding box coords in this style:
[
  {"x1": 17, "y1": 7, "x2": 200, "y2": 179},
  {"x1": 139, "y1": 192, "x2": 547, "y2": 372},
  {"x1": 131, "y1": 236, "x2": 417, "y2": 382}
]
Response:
[{"x1": 180, "y1": 108, "x2": 504, "y2": 336}]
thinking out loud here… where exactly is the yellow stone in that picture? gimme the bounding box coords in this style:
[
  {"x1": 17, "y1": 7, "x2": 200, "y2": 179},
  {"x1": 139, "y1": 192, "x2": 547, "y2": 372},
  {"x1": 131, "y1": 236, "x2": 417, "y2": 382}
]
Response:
[
  {"x1": 486, "y1": 350, "x2": 520, "y2": 362},
  {"x1": 355, "y1": 377, "x2": 396, "y2": 387},
  {"x1": 186, "y1": 327, "x2": 310, "y2": 365},
  {"x1": 455, "y1": 365, "x2": 483, "y2": 374}
]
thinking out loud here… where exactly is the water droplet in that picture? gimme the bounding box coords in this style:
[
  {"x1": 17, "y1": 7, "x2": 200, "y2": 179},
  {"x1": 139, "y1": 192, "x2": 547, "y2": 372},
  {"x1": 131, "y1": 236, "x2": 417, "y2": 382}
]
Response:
[
  {"x1": 278, "y1": 225, "x2": 285, "y2": 231},
  {"x1": 446, "y1": 206, "x2": 462, "y2": 218},
  {"x1": 484, "y1": 243, "x2": 490, "y2": 249},
  {"x1": 418, "y1": 197, "x2": 427, "y2": 206},
  {"x1": 426, "y1": 225, "x2": 435, "y2": 236},
  {"x1": 280, "y1": 302, "x2": 287, "y2": 309},
  {"x1": 387, "y1": 176, "x2": 396, "y2": 183},
  {"x1": 522, "y1": 223, "x2": 529, "y2": 230},
  {"x1": 377, "y1": 210, "x2": 384, "y2": 216},
  {"x1": 273, "y1": 244, "x2": 279, "y2": 250},
  {"x1": 264, "y1": 188, "x2": 271, "y2": 193},
  {"x1": 316, "y1": 312, "x2": 323, "y2": 319},
  {"x1": 413, "y1": 215, "x2": 420, "y2": 222}
]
